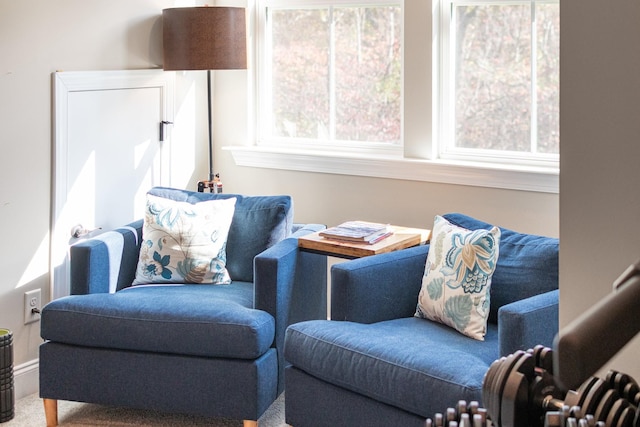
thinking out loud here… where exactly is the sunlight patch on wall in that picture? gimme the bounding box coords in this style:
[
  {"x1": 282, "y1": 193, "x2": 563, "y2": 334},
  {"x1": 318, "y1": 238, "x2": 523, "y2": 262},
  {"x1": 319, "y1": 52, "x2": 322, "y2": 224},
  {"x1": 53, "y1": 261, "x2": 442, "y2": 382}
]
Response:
[
  {"x1": 170, "y1": 74, "x2": 198, "y2": 187},
  {"x1": 16, "y1": 233, "x2": 49, "y2": 289}
]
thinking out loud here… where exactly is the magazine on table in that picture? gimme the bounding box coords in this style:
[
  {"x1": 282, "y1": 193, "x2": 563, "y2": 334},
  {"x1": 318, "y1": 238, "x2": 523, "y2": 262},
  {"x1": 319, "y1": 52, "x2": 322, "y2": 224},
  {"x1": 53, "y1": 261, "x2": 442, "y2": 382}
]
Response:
[{"x1": 319, "y1": 221, "x2": 393, "y2": 244}]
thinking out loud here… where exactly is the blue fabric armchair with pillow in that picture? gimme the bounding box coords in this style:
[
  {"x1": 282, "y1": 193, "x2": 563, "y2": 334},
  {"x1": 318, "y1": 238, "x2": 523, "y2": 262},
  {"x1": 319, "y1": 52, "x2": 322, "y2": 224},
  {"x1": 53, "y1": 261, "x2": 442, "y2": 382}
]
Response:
[
  {"x1": 39, "y1": 187, "x2": 327, "y2": 427},
  {"x1": 284, "y1": 213, "x2": 559, "y2": 427}
]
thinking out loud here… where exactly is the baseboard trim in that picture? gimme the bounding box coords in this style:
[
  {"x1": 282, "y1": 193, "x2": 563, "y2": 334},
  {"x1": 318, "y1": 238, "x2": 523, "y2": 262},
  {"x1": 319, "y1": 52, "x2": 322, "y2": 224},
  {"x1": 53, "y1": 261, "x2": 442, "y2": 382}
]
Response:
[{"x1": 14, "y1": 358, "x2": 39, "y2": 399}]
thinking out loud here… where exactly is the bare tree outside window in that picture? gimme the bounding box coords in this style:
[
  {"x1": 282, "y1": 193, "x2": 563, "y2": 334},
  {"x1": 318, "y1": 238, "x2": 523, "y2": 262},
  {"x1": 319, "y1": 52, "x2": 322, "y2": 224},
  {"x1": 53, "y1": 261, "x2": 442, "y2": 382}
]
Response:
[
  {"x1": 261, "y1": 1, "x2": 559, "y2": 166},
  {"x1": 452, "y1": 2, "x2": 559, "y2": 155},
  {"x1": 269, "y1": 6, "x2": 401, "y2": 144}
]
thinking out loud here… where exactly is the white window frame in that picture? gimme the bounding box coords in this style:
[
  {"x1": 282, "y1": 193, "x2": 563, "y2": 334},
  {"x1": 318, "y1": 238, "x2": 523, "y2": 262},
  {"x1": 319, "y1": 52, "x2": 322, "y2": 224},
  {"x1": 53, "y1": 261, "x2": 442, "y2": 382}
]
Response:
[
  {"x1": 438, "y1": 0, "x2": 560, "y2": 168},
  {"x1": 225, "y1": 0, "x2": 559, "y2": 193},
  {"x1": 256, "y1": 0, "x2": 404, "y2": 156}
]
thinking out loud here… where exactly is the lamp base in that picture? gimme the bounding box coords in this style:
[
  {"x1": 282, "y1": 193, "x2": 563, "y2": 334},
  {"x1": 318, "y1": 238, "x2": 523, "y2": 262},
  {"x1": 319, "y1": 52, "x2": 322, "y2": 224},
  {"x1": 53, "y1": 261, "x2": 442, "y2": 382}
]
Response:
[{"x1": 197, "y1": 174, "x2": 223, "y2": 193}]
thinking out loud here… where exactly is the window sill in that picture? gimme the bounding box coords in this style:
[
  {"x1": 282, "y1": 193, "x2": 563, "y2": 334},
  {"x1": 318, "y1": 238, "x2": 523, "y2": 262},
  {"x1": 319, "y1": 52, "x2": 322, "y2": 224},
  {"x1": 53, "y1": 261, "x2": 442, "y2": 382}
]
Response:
[{"x1": 223, "y1": 145, "x2": 559, "y2": 194}]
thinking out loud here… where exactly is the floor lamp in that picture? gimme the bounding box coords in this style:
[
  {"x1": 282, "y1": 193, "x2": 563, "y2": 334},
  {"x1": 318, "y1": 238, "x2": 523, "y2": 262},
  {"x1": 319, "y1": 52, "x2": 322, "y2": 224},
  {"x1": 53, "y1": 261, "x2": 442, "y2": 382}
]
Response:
[{"x1": 162, "y1": 6, "x2": 247, "y2": 192}]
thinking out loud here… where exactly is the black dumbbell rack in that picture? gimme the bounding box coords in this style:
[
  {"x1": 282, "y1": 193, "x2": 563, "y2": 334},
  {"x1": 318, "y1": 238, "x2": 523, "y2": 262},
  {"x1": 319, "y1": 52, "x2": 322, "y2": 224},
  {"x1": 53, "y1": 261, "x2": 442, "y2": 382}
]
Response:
[
  {"x1": 426, "y1": 259, "x2": 640, "y2": 427},
  {"x1": 426, "y1": 348, "x2": 639, "y2": 426}
]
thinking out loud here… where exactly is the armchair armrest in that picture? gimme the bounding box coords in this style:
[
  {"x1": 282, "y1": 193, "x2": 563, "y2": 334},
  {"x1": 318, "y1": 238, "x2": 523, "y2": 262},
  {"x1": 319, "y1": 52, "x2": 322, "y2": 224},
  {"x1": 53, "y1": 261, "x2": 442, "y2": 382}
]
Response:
[
  {"x1": 254, "y1": 225, "x2": 328, "y2": 327},
  {"x1": 498, "y1": 289, "x2": 559, "y2": 356},
  {"x1": 291, "y1": 223, "x2": 326, "y2": 236},
  {"x1": 69, "y1": 220, "x2": 142, "y2": 295},
  {"x1": 254, "y1": 224, "x2": 327, "y2": 394},
  {"x1": 331, "y1": 244, "x2": 429, "y2": 323}
]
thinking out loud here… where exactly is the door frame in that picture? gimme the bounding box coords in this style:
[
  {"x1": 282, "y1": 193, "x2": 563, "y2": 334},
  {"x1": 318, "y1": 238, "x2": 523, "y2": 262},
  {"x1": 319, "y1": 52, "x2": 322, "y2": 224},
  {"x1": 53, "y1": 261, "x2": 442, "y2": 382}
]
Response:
[{"x1": 51, "y1": 69, "x2": 175, "y2": 299}]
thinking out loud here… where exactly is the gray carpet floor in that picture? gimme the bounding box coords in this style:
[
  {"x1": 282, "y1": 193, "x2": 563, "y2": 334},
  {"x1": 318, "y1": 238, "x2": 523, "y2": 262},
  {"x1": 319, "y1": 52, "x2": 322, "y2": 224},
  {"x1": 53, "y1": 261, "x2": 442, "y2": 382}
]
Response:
[{"x1": 4, "y1": 393, "x2": 286, "y2": 426}]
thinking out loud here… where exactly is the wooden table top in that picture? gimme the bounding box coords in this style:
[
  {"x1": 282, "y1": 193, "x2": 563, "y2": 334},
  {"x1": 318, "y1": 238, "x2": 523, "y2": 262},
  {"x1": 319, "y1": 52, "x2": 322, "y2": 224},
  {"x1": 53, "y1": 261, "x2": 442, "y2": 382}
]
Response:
[{"x1": 298, "y1": 225, "x2": 431, "y2": 259}]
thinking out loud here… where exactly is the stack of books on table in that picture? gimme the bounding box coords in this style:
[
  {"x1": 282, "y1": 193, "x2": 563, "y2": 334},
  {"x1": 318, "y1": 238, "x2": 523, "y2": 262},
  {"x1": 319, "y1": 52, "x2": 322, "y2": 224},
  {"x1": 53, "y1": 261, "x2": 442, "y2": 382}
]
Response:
[{"x1": 319, "y1": 221, "x2": 393, "y2": 245}]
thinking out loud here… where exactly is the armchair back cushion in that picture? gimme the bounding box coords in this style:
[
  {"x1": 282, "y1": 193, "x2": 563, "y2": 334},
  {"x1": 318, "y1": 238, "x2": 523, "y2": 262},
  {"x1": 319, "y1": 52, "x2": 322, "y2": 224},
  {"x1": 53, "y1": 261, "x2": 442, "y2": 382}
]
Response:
[
  {"x1": 443, "y1": 213, "x2": 559, "y2": 323},
  {"x1": 148, "y1": 187, "x2": 293, "y2": 282}
]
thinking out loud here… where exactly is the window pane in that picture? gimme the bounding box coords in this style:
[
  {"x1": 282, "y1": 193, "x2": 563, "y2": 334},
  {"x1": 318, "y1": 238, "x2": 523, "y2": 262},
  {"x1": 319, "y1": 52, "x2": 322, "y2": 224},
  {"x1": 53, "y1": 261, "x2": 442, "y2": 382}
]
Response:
[
  {"x1": 454, "y1": 4, "x2": 532, "y2": 152},
  {"x1": 334, "y1": 7, "x2": 401, "y2": 142},
  {"x1": 536, "y1": 3, "x2": 560, "y2": 155},
  {"x1": 268, "y1": 6, "x2": 401, "y2": 144},
  {"x1": 271, "y1": 9, "x2": 329, "y2": 139}
]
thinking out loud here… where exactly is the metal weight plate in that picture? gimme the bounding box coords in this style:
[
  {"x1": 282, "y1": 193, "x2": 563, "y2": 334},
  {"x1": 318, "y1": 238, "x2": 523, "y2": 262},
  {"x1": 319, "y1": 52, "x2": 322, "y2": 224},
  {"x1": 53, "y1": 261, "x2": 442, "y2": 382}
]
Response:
[
  {"x1": 483, "y1": 352, "x2": 527, "y2": 426},
  {"x1": 566, "y1": 417, "x2": 578, "y2": 427},
  {"x1": 500, "y1": 352, "x2": 536, "y2": 427},
  {"x1": 615, "y1": 405, "x2": 636, "y2": 427},
  {"x1": 594, "y1": 389, "x2": 619, "y2": 422},
  {"x1": 604, "y1": 397, "x2": 628, "y2": 427},
  {"x1": 622, "y1": 382, "x2": 640, "y2": 402},
  {"x1": 490, "y1": 352, "x2": 520, "y2": 426},
  {"x1": 456, "y1": 400, "x2": 467, "y2": 416},
  {"x1": 565, "y1": 377, "x2": 599, "y2": 411},
  {"x1": 610, "y1": 372, "x2": 632, "y2": 396},
  {"x1": 581, "y1": 379, "x2": 610, "y2": 418},
  {"x1": 483, "y1": 356, "x2": 506, "y2": 422},
  {"x1": 569, "y1": 405, "x2": 584, "y2": 420},
  {"x1": 606, "y1": 371, "x2": 619, "y2": 388},
  {"x1": 535, "y1": 345, "x2": 555, "y2": 375},
  {"x1": 583, "y1": 414, "x2": 595, "y2": 426},
  {"x1": 468, "y1": 400, "x2": 480, "y2": 416}
]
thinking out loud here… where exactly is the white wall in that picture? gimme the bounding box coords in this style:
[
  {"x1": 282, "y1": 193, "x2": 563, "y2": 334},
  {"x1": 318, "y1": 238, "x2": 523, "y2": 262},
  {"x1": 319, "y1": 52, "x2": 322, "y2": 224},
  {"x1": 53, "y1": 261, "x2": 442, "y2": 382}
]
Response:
[
  {"x1": 0, "y1": 0, "x2": 561, "y2": 399},
  {"x1": 560, "y1": 0, "x2": 640, "y2": 380},
  {"x1": 0, "y1": 0, "x2": 212, "y2": 398}
]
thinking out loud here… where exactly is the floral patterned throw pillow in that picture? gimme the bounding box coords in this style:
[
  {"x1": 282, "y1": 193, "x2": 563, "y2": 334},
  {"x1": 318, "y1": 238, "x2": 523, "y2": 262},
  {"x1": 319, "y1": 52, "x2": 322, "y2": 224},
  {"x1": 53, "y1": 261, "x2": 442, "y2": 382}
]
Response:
[
  {"x1": 415, "y1": 215, "x2": 501, "y2": 340},
  {"x1": 133, "y1": 194, "x2": 237, "y2": 285}
]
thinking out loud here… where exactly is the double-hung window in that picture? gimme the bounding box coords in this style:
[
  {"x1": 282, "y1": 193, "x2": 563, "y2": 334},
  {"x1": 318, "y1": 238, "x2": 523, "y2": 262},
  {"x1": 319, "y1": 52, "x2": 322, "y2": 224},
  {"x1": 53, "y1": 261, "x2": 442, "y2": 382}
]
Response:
[
  {"x1": 239, "y1": 0, "x2": 559, "y2": 191},
  {"x1": 257, "y1": 0, "x2": 402, "y2": 153},
  {"x1": 439, "y1": 0, "x2": 560, "y2": 166}
]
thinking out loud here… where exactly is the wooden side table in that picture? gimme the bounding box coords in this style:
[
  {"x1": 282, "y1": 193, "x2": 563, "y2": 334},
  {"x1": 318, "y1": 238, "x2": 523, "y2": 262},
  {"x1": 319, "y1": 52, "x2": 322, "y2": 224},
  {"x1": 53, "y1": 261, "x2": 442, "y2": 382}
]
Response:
[{"x1": 298, "y1": 225, "x2": 431, "y2": 259}]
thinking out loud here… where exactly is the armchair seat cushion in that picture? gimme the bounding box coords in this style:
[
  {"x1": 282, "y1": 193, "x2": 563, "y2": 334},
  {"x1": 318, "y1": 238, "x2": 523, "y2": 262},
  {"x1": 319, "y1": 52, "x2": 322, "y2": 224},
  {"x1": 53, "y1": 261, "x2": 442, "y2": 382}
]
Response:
[
  {"x1": 41, "y1": 284, "x2": 275, "y2": 360},
  {"x1": 285, "y1": 317, "x2": 500, "y2": 417}
]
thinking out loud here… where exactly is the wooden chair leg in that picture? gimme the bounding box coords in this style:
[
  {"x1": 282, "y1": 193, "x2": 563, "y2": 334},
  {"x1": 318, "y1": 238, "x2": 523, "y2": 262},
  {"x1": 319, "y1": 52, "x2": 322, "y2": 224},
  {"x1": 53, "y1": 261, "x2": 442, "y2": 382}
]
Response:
[
  {"x1": 43, "y1": 399, "x2": 58, "y2": 427},
  {"x1": 44, "y1": 399, "x2": 256, "y2": 427}
]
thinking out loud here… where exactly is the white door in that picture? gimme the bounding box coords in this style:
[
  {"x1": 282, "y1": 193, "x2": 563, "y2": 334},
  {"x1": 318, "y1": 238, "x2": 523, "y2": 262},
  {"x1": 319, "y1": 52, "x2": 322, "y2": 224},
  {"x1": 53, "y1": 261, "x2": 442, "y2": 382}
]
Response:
[{"x1": 51, "y1": 69, "x2": 175, "y2": 299}]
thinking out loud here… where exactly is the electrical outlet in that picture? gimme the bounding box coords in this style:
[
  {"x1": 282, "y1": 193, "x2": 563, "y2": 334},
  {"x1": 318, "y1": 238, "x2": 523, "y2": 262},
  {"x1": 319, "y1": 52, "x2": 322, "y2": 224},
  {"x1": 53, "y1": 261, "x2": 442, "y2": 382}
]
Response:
[{"x1": 24, "y1": 289, "x2": 41, "y2": 324}]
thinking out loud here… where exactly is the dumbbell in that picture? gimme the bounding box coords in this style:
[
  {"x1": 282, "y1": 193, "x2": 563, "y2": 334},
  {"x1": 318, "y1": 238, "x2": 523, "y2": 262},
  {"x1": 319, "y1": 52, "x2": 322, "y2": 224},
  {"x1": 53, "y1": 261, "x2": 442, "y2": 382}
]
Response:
[
  {"x1": 483, "y1": 346, "x2": 640, "y2": 427},
  {"x1": 424, "y1": 399, "x2": 492, "y2": 426},
  {"x1": 483, "y1": 346, "x2": 565, "y2": 427},
  {"x1": 560, "y1": 370, "x2": 640, "y2": 427}
]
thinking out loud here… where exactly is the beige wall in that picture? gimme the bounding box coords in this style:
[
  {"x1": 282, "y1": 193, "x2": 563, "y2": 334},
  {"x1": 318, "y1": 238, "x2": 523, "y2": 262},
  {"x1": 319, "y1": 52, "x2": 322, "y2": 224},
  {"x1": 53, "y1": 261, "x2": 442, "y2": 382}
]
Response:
[
  {"x1": 0, "y1": 0, "x2": 211, "y2": 397},
  {"x1": 560, "y1": 0, "x2": 640, "y2": 380},
  {"x1": 1, "y1": 0, "x2": 563, "y2": 399},
  {"x1": 216, "y1": 160, "x2": 558, "y2": 236}
]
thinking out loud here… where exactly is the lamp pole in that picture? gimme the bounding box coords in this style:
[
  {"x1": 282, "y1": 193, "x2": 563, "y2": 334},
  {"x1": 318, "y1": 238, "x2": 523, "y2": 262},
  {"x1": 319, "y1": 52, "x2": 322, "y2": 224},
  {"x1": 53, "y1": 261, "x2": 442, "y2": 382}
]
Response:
[
  {"x1": 162, "y1": 6, "x2": 247, "y2": 192},
  {"x1": 207, "y1": 69, "x2": 214, "y2": 183}
]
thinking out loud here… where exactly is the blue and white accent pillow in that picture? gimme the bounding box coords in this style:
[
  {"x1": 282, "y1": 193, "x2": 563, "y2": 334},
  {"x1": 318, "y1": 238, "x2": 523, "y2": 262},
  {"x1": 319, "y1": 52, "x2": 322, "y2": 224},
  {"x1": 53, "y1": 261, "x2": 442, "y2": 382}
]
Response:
[
  {"x1": 415, "y1": 215, "x2": 501, "y2": 340},
  {"x1": 133, "y1": 194, "x2": 237, "y2": 285}
]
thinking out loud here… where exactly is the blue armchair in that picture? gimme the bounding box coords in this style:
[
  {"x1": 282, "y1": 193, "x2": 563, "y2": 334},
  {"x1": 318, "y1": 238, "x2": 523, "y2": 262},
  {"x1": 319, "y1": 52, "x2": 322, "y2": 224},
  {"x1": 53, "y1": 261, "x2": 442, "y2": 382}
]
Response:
[
  {"x1": 39, "y1": 187, "x2": 327, "y2": 427},
  {"x1": 284, "y1": 213, "x2": 559, "y2": 427}
]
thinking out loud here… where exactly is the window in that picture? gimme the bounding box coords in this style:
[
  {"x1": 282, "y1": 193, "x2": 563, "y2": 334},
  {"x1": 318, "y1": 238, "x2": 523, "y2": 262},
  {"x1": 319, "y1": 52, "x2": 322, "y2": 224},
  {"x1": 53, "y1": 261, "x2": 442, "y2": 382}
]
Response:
[
  {"x1": 440, "y1": 0, "x2": 559, "y2": 165},
  {"x1": 231, "y1": 1, "x2": 560, "y2": 193},
  {"x1": 258, "y1": 0, "x2": 402, "y2": 150}
]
